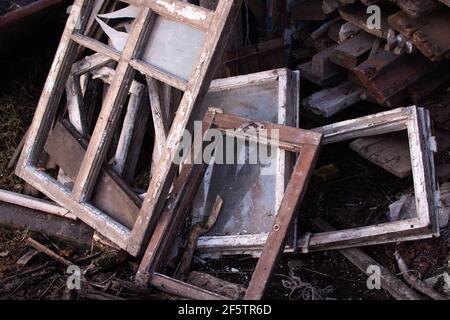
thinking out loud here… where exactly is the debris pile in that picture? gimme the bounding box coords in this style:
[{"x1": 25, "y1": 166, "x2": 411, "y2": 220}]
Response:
[{"x1": 0, "y1": 0, "x2": 449, "y2": 300}]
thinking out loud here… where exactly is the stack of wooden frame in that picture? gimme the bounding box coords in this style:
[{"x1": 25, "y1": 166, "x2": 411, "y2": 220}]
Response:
[{"x1": 1, "y1": 0, "x2": 446, "y2": 300}]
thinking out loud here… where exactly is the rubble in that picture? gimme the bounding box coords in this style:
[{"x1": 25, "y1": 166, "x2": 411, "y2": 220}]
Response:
[{"x1": 0, "y1": 0, "x2": 449, "y2": 301}]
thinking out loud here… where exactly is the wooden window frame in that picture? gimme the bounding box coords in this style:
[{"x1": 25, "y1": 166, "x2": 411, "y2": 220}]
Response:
[
  {"x1": 299, "y1": 106, "x2": 440, "y2": 252},
  {"x1": 15, "y1": 0, "x2": 242, "y2": 256},
  {"x1": 136, "y1": 110, "x2": 322, "y2": 300}
]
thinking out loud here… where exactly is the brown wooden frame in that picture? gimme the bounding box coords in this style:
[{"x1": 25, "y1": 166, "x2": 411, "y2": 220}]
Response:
[
  {"x1": 136, "y1": 110, "x2": 322, "y2": 300},
  {"x1": 16, "y1": 0, "x2": 242, "y2": 256},
  {"x1": 300, "y1": 106, "x2": 441, "y2": 252}
]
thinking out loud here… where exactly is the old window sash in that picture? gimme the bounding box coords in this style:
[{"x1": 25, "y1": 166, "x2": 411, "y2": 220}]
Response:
[
  {"x1": 15, "y1": 0, "x2": 242, "y2": 256},
  {"x1": 297, "y1": 106, "x2": 440, "y2": 252},
  {"x1": 136, "y1": 110, "x2": 322, "y2": 300},
  {"x1": 149, "y1": 68, "x2": 302, "y2": 257}
]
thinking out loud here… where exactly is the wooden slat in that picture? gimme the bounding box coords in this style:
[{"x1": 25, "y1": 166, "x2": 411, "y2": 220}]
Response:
[
  {"x1": 150, "y1": 273, "x2": 230, "y2": 300},
  {"x1": 128, "y1": 0, "x2": 243, "y2": 256},
  {"x1": 212, "y1": 113, "x2": 322, "y2": 149},
  {"x1": 354, "y1": 52, "x2": 436, "y2": 104},
  {"x1": 395, "y1": 0, "x2": 441, "y2": 19},
  {"x1": 71, "y1": 33, "x2": 122, "y2": 61},
  {"x1": 130, "y1": 59, "x2": 188, "y2": 91},
  {"x1": 45, "y1": 121, "x2": 141, "y2": 229},
  {"x1": 244, "y1": 143, "x2": 321, "y2": 300},
  {"x1": 0, "y1": 189, "x2": 76, "y2": 220},
  {"x1": 72, "y1": 8, "x2": 154, "y2": 202},
  {"x1": 313, "y1": 107, "x2": 410, "y2": 144}
]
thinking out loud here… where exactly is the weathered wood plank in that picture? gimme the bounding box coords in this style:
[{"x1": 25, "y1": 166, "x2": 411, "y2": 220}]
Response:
[
  {"x1": 350, "y1": 132, "x2": 412, "y2": 178},
  {"x1": 394, "y1": 0, "x2": 442, "y2": 19},
  {"x1": 45, "y1": 122, "x2": 141, "y2": 229},
  {"x1": 331, "y1": 32, "x2": 376, "y2": 69},
  {"x1": 303, "y1": 81, "x2": 363, "y2": 118},
  {"x1": 0, "y1": 201, "x2": 94, "y2": 247}
]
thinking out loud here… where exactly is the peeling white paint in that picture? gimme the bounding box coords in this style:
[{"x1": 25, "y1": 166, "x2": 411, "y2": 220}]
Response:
[
  {"x1": 156, "y1": 0, "x2": 207, "y2": 21},
  {"x1": 180, "y1": 6, "x2": 207, "y2": 21}
]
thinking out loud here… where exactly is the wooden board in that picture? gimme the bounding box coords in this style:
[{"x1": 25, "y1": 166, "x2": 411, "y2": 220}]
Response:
[
  {"x1": 311, "y1": 218, "x2": 423, "y2": 300},
  {"x1": 331, "y1": 32, "x2": 377, "y2": 69},
  {"x1": 303, "y1": 81, "x2": 363, "y2": 118},
  {"x1": 44, "y1": 121, "x2": 141, "y2": 229},
  {"x1": 353, "y1": 51, "x2": 435, "y2": 104},
  {"x1": 350, "y1": 132, "x2": 412, "y2": 178},
  {"x1": 388, "y1": 10, "x2": 450, "y2": 61},
  {"x1": 394, "y1": 0, "x2": 442, "y2": 18}
]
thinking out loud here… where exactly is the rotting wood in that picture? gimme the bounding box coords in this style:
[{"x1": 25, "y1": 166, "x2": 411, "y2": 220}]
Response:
[
  {"x1": 311, "y1": 45, "x2": 342, "y2": 79},
  {"x1": 298, "y1": 60, "x2": 345, "y2": 88},
  {"x1": 186, "y1": 271, "x2": 246, "y2": 300}
]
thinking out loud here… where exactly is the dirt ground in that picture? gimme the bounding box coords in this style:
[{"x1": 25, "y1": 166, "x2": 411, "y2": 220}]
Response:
[{"x1": 0, "y1": 15, "x2": 448, "y2": 301}]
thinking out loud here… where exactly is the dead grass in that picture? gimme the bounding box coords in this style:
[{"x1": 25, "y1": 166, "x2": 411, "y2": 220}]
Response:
[{"x1": 0, "y1": 77, "x2": 39, "y2": 191}]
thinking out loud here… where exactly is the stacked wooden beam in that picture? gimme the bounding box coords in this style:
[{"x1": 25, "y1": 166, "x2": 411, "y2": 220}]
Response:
[{"x1": 293, "y1": 0, "x2": 449, "y2": 178}]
